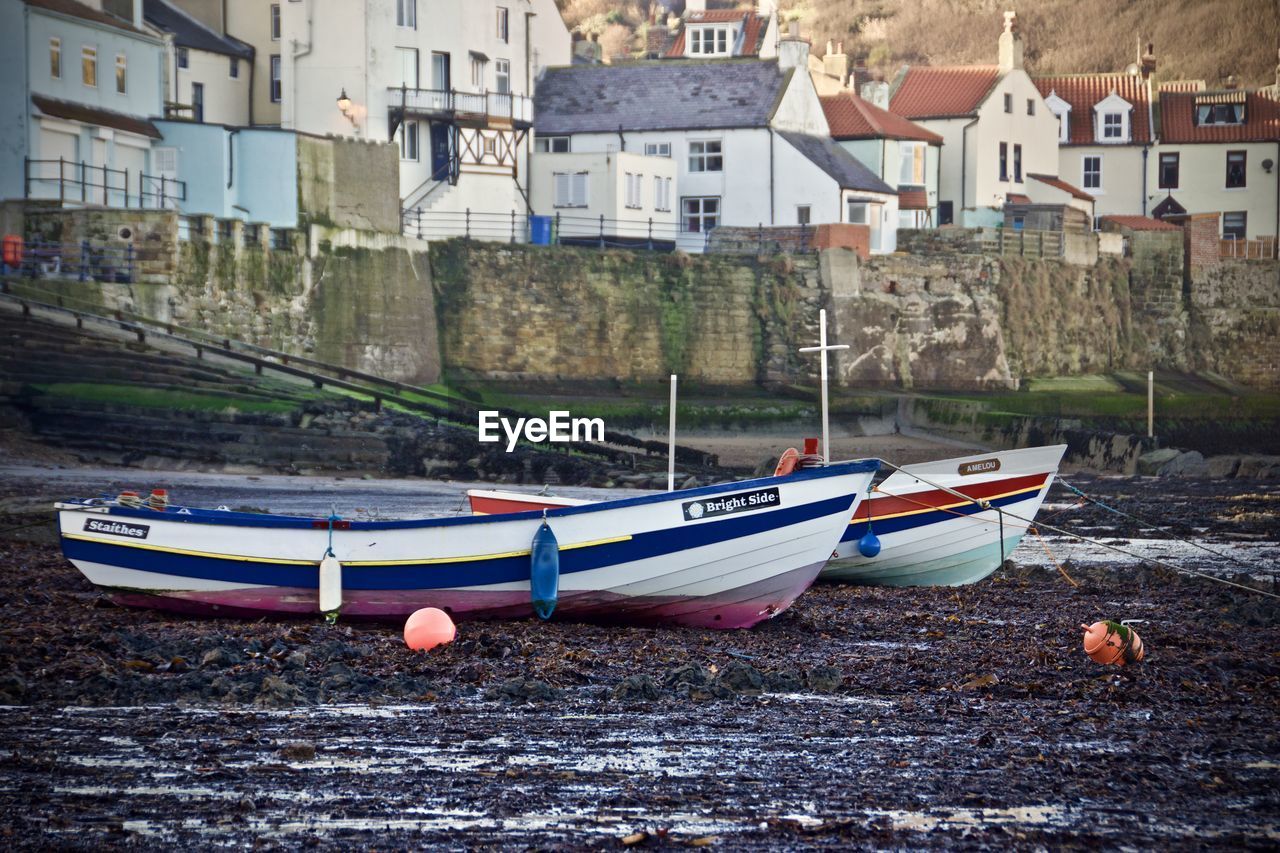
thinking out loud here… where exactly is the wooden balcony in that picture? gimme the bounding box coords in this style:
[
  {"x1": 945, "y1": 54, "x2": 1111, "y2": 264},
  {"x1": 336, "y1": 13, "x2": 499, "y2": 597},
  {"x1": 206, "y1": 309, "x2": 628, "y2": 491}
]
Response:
[{"x1": 387, "y1": 86, "x2": 532, "y2": 130}]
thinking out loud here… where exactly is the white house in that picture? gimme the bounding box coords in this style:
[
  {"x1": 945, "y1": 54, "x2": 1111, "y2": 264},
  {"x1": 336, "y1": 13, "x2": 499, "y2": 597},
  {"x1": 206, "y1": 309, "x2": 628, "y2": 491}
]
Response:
[
  {"x1": 527, "y1": 150, "x2": 678, "y2": 248},
  {"x1": 275, "y1": 0, "x2": 571, "y2": 226},
  {"x1": 532, "y1": 38, "x2": 898, "y2": 253},
  {"x1": 0, "y1": 0, "x2": 171, "y2": 208},
  {"x1": 144, "y1": 0, "x2": 253, "y2": 126},
  {"x1": 888, "y1": 11, "x2": 1060, "y2": 226},
  {"x1": 1033, "y1": 69, "x2": 1155, "y2": 222},
  {"x1": 647, "y1": 1, "x2": 779, "y2": 61}
]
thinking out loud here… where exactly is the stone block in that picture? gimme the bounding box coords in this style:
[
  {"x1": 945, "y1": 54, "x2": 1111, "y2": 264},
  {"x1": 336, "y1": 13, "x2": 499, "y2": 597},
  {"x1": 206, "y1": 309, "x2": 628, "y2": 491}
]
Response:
[{"x1": 1136, "y1": 447, "x2": 1180, "y2": 475}]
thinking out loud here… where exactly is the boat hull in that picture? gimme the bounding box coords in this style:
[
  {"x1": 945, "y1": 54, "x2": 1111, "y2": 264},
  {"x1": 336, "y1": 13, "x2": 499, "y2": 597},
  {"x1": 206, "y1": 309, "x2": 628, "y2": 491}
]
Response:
[
  {"x1": 822, "y1": 445, "x2": 1066, "y2": 586},
  {"x1": 58, "y1": 462, "x2": 876, "y2": 629}
]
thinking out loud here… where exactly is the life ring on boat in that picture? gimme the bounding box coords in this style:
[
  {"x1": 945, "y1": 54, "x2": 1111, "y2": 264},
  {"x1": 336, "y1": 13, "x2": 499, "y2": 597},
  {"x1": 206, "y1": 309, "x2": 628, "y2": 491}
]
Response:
[{"x1": 774, "y1": 447, "x2": 800, "y2": 476}]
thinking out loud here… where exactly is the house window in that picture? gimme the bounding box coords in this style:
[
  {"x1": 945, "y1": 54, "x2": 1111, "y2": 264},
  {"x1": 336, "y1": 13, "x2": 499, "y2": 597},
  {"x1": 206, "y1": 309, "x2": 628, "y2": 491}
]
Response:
[
  {"x1": 243, "y1": 223, "x2": 261, "y2": 247},
  {"x1": 270, "y1": 4, "x2": 281, "y2": 39},
  {"x1": 1198, "y1": 103, "x2": 1243, "y2": 125},
  {"x1": 483, "y1": 135, "x2": 496, "y2": 156},
  {"x1": 431, "y1": 52, "x2": 450, "y2": 89},
  {"x1": 470, "y1": 55, "x2": 485, "y2": 89},
  {"x1": 1027, "y1": 98, "x2": 1035, "y2": 116},
  {"x1": 177, "y1": 47, "x2": 188, "y2": 69},
  {"x1": 397, "y1": 0, "x2": 416, "y2": 29},
  {"x1": 399, "y1": 120, "x2": 419, "y2": 160},
  {"x1": 1012, "y1": 215, "x2": 1025, "y2": 231},
  {"x1": 534, "y1": 136, "x2": 569, "y2": 153},
  {"x1": 682, "y1": 196, "x2": 719, "y2": 232},
  {"x1": 396, "y1": 47, "x2": 419, "y2": 87},
  {"x1": 554, "y1": 172, "x2": 588, "y2": 207},
  {"x1": 50, "y1": 38, "x2": 61, "y2": 79},
  {"x1": 998, "y1": 142, "x2": 1008, "y2": 181},
  {"x1": 654, "y1": 176, "x2": 671, "y2": 211},
  {"x1": 230, "y1": 57, "x2": 239, "y2": 79},
  {"x1": 269, "y1": 55, "x2": 281, "y2": 102},
  {"x1": 495, "y1": 59, "x2": 510, "y2": 94},
  {"x1": 1083, "y1": 155, "x2": 1101, "y2": 189},
  {"x1": 1222, "y1": 211, "x2": 1247, "y2": 240},
  {"x1": 1003, "y1": 93, "x2": 1012, "y2": 113},
  {"x1": 625, "y1": 172, "x2": 642, "y2": 209},
  {"x1": 898, "y1": 142, "x2": 925, "y2": 185},
  {"x1": 689, "y1": 27, "x2": 730, "y2": 55},
  {"x1": 82, "y1": 46, "x2": 97, "y2": 87},
  {"x1": 644, "y1": 142, "x2": 671, "y2": 157},
  {"x1": 1226, "y1": 151, "x2": 1246, "y2": 188},
  {"x1": 115, "y1": 53, "x2": 126, "y2": 94},
  {"x1": 192, "y1": 82, "x2": 204, "y2": 122},
  {"x1": 1158, "y1": 152, "x2": 1179, "y2": 189},
  {"x1": 497, "y1": 7, "x2": 509, "y2": 42},
  {"x1": 1102, "y1": 112, "x2": 1123, "y2": 139},
  {"x1": 1013, "y1": 143, "x2": 1022, "y2": 183},
  {"x1": 797, "y1": 205, "x2": 811, "y2": 225},
  {"x1": 847, "y1": 201, "x2": 868, "y2": 223},
  {"x1": 688, "y1": 140, "x2": 722, "y2": 172}
]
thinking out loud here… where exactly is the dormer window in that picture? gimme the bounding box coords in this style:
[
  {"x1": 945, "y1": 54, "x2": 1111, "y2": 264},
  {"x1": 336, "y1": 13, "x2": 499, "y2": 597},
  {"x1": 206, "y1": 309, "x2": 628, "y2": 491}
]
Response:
[
  {"x1": 1043, "y1": 90, "x2": 1071, "y2": 144},
  {"x1": 1093, "y1": 91, "x2": 1132, "y2": 143},
  {"x1": 687, "y1": 26, "x2": 734, "y2": 55},
  {"x1": 1197, "y1": 103, "x2": 1244, "y2": 125}
]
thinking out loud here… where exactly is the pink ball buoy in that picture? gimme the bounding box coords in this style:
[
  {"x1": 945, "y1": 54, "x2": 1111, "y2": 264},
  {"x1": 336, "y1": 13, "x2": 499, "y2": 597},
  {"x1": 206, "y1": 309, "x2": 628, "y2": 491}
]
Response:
[{"x1": 404, "y1": 607, "x2": 456, "y2": 651}]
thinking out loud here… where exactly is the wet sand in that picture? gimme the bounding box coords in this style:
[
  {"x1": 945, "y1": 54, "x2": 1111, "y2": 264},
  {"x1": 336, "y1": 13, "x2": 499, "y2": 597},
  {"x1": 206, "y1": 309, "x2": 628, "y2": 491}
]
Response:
[{"x1": 0, "y1": 465, "x2": 1277, "y2": 848}]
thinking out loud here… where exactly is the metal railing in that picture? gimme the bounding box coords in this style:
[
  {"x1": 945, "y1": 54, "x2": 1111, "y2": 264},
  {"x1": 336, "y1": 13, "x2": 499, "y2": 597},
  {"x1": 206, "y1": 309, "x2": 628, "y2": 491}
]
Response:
[
  {"x1": 24, "y1": 157, "x2": 186, "y2": 209},
  {"x1": 389, "y1": 86, "x2": 533, "y2": 125},
  {"x1": 1220, "y1": 237, "x2": 1277, "y2": 260},
  {"x1": 399, "y1": 208, "x2": 690, "y2": 251},
  {"x1": 0, "y1": 239, "x2": 136, "y2": 283}
]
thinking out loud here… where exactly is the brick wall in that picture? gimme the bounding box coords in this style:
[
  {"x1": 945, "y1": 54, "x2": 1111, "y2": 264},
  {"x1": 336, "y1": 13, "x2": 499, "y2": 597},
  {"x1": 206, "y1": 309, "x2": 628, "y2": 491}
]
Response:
[
  {"x1": 1183, "y1": 213, "x2": 1221, "y2": 273},
  {"x1": 811, "y1": 224, "x2": 870, "y2": 258}
]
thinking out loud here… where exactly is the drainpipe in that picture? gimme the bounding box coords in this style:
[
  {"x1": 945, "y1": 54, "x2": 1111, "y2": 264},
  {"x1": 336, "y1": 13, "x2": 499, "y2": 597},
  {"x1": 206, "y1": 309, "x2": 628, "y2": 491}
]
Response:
[
  {"x1": 227, "y1": 129, "x2": 239, "y2": 189},
  {"x1": 959, "y1": 117, "x2": 978, "y2": 222},
  {"x1": 288, "y1": 0, "x2": 313, "y2": 131},
  {"x1": 1141, "y1": 143, "x2": 1149, "y2": 216},
  {"x1": 768, "y1": 127, "x2": 775, "y2": 224},
  {"x1": 617, "y1": 125, "x2": 624, "y2": 152},
  {"x1": 1275, "y1": 141, "x2": 1279, "y2": 246}
]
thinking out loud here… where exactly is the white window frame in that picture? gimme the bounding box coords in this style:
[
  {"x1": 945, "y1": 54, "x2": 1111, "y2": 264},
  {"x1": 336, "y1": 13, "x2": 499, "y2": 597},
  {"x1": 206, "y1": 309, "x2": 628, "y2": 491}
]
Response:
[
  {"x1": 49, "y1": 37, "x2": 61, "y2": 80},
  {"x1": 1044, "y1": 90, "x2": 1071, "y2": 144},
  {"x1": 1093, "y1": 92, "x2": 1132, "y2": 143},
  {"x1": 396, "y1": 47, "x2": 419, "y2": 88},
  {"x1": 654, "y1": 176, "x2": 671, "y2": 212},
  {"x1": 397, "y1": 0, "x2": 417, "y2": 30},
  {"x1": 688, "y1": 27, "x2": 731, "y2": 56},
  {"x1": 177, "y1": 46, "x2": 188, "y2": 69},
  {"x1": 1222, "y1": 211, "x2": 1247, "y2": 240},
  {"x1": 115, "y1": 53, "x2": 126, "y2": 94},
  {"x1": 846, "y1": 201, "x2": 869, "y2": 224},
  {"x1": 270, "y1": 4, "x2": 281, "y2": 40},
  {"x1": 82, "y1": 45, "x2": 97, "y2": 88},
  {"x1": 644, "y1": 142, "x2": 671, "y2": 157},
  {"x1": 399, "y1": 120, "x2": 419, "y2": 161},
  {"x1": 1082, "y1": 155, "x2": 1102, "y2": 192},
  {"x1": 624, "y1": 172, "x2": 642, "y2": 209},
  {"x1": 688, "y1": 139, "x2": 722, "y2": 173},
  {"x1": 898, "y1": 141, "x2": 925, "y2": 186},
  {"x1": 553, "y1": 171, "x2": 588, "y2": 208},
  {"x1": 534, "y1": 136, "x2": 570, "y2": 153},
  {"x1": 495, "y1": 59, "x2": 510, "y2": 95},
  {"x1": 681, "y1": 196, "x2": 719, "y2": 233},
  {"x1": 269, "y1": 54, "x2": 281, "y2": 103},
  {"x1": 496, "y1": 7, "x2": 509, "y2": 43},
  {"x1": 229, "y1": 57, "x2": 239, "y2": 79},
  {"x1": 470, "y1": 56, "x2": 485, "y2": 89}
]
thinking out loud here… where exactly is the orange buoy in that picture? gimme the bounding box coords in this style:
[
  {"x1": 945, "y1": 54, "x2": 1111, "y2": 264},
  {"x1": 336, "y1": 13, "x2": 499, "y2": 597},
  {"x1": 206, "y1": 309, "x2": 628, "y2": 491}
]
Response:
[
  {"x1": 404, "y1": 607, "x2": 456, "y2": 651},
  {"x1": 774, "y1": 447, "x2": 800, "y2": 476},
  {"x1": 1081, "y1": 620, "x2": 1145, "y2": 666}
]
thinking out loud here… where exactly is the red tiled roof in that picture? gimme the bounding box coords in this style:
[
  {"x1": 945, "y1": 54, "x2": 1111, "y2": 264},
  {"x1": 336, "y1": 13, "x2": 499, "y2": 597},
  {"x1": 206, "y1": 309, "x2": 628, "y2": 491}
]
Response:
[
  {"x1": 899, "y1": 188, "x2": 929, "y2": 210},
  {"x1": 890, "y1": 66, "x2": 1002, "y2": 119},
  {"x1": 666, "y1": 10, "x2": 766, "y2": 58},
  {"x1": 26, "y1": 0, "x2": 146, "y2": 35},
  {"x1": 31, "y1": 94, "x2": 162, "y2": 139},
  {"x1": 1158, "y1": 90, "x2": 1280, "y2": 143},
  {"x1": 819, "y1": 93, "x2": 944, "y2": 143},
  {"x1": 1006, "y1": 193, "x2": 1033, "y2": 205},
  {"x1": 1027, "y1": 172, "x2": 1095, "y2": 201},
  {"x1": 1033, "y1": 74, "x2": 1152, "y2": 144},
  {"x1": 1159, "y1": 80, "x2": 1206, "y2": 93},
  {"x1": 1101, "y1": 215, "x2": 1181, "y2": 232}
]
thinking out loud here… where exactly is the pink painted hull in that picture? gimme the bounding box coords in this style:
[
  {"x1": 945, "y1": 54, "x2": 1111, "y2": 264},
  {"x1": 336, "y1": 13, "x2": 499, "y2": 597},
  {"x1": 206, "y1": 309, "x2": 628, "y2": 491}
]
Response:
[{"x1": 107, "y1": 561, "x2": 825, "y2": 630}]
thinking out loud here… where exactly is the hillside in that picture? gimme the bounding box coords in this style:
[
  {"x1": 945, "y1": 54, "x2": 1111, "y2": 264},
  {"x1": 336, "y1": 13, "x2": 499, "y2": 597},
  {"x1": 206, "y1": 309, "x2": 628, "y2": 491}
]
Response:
[{"x1": 558, "y1": 0, "x2": 1280, "y2": 89}]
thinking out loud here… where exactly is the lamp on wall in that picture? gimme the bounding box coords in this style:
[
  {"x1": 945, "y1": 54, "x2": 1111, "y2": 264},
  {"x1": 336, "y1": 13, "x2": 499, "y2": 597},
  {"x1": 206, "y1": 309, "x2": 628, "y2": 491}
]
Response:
[{"x1": 336, "y1": 88, "x2": 356, "y2": 126}]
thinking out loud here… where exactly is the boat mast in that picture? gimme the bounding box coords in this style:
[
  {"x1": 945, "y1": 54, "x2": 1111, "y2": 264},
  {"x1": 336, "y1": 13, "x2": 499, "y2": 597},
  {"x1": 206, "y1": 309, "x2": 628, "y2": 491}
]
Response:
[{"x1": 799, "y1": 308, "x2": 848, "y2": 465}]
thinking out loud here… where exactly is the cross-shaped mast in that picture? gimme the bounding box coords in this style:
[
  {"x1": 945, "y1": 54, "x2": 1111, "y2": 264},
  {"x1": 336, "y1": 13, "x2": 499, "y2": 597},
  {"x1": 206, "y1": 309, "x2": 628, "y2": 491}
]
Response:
[{"x1": 799, "y1": 308, "x2": 849, "y2": 465}]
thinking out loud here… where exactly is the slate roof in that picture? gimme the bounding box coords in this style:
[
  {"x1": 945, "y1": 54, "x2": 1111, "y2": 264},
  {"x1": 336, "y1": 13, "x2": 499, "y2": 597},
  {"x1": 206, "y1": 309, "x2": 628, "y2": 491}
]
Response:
[
  {"x1": 820, "y1": 93, "x2": 943, "y2": 143},
  {"x1": 666, "y1": 9, "x2": 768, "y2": 58},
  {"x1": 1101, "y1": 215, "x2": 1181, "y2": 232},
  {"x1": 27, "y1": 0, "x2": 147, "y2": 35},
  {"x1": 1033, "y1": 74, "x2": 1152, "y2": 145},
  {"x1": 1158, "y1": 90, "x2": 1280, "y2": 143},
  {"x1": 144, "y1": 0, "x2": 253, "y2": 60},
  {"x1": 534, "y1": 61, "x2": 789, "y2": 134},
  {"x1": 777, "y1": 131, "x2": 895, "y2": 194},
  {"x1": 1027, "y1": 173, "x2": 1094, "y2": 201},
  {"x1": 32, "y1": 94, "x2": 162, "y2": 138},
  {"x1": 890, "y1": 66, "x2": 1002, "y2": 119}
]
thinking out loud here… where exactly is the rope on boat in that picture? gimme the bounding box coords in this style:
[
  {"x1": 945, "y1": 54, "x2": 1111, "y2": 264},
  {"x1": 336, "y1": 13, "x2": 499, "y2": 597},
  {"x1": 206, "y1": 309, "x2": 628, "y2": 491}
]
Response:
[
  {"x1": 845, "y1": 457, "x2": 1280, "y2": 601},
  {"x1": 1031, "y1": 526, "x2": 1079, "y2": 587},
  {"x1": 1059, "y1": 480, "x2": 1260, "y2": 575}
]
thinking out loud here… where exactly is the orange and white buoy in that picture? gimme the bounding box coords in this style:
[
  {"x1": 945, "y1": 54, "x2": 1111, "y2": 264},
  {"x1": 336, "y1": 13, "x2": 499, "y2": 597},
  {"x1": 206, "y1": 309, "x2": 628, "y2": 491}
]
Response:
[
  {"x1": 1081, "y1": 620, "x2": 1145, "y2": 666},
  {"x1": 404, "y1": 607, "x2": 456, "y2": 651}
]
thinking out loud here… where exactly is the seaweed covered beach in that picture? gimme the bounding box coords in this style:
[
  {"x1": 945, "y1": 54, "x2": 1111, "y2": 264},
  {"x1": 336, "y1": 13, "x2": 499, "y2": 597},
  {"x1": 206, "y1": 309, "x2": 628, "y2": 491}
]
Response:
[{"x1": 0, "y1": 467, "x2": 1277, "y2": 848}]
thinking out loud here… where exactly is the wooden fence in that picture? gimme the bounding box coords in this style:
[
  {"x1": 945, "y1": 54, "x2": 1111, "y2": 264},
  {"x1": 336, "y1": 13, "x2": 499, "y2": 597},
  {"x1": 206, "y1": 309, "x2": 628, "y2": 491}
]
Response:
[
  {"x1": 976, "y1": 228, "x2": 1064, "y2": 258},
  {"x1": 1220, "y1": 237, "x2": 1277, "y2": 260}
]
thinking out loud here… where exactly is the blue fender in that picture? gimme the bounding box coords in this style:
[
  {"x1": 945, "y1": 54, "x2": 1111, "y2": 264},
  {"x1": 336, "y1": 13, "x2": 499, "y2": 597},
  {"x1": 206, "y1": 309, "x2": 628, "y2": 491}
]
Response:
[{"x1": 530, "y1": 520, "x2": 560, "y2": 620}]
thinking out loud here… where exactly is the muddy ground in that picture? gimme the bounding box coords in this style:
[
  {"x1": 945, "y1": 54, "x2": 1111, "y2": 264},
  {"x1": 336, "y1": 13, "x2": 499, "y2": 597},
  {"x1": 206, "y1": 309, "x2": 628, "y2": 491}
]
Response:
[{"x1": 0, "y1": 469, "x2": 1277, "y2": 848}]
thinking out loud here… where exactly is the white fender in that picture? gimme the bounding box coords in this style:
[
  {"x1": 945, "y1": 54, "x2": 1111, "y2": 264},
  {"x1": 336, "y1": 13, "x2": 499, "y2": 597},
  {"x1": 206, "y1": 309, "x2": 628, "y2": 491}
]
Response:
[{"x1": 318, "y1": 553, "x2": 343, "y2": 613}]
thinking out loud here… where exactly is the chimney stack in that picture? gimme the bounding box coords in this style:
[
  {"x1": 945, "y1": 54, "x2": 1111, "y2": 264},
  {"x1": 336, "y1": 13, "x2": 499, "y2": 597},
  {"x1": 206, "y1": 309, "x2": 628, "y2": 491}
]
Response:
[
  {"x1": 777, "y1": 21, "x2": 809, "y2": 70},
  {"x1": 1140, "y1": 41, "x2": 1156, "y2": 79},
  {"x1": 997, "y1": 10, "x2": 1023, "y2": 72}
]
